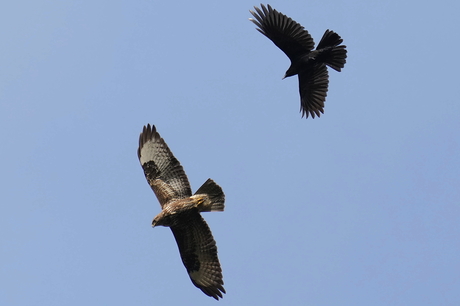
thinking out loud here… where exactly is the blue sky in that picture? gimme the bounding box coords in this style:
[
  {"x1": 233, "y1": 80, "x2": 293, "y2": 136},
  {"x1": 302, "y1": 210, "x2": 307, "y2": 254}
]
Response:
[{"x1": 1, "y1": 0, "x2": 459, "y2": 305}]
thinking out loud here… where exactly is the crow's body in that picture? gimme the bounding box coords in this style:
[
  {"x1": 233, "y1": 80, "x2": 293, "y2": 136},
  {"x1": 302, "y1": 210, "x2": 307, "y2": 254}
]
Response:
[{"x1": 250, "y1": 4, "x2": 347, "y2": 118}]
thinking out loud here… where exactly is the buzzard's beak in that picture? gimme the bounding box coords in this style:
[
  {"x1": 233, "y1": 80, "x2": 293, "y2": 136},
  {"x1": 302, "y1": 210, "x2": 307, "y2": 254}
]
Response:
[{"x1": 282, "y1": 74, "x2": 287, "y2": 80}]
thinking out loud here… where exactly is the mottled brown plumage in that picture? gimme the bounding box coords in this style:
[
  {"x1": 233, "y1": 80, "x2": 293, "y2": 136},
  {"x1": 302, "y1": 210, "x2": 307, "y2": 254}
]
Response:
[
  {"x1": 138, "y1": 124, "x2": 225, "y2": 300},
  {"x1": 250, "y1": 4, "x2": 347, "y2": 118}
]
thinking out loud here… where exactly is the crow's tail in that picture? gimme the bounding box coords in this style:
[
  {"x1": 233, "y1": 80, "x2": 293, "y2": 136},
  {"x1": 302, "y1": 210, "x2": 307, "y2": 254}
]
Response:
[{"x1": 316, "y1": 30, "x2": 347, "y2": 72}]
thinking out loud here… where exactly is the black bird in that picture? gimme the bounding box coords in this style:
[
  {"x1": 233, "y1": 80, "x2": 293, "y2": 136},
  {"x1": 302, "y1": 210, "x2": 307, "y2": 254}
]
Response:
[{"x1": 249, "y1": 4, "x2": 347, "y2": 118}]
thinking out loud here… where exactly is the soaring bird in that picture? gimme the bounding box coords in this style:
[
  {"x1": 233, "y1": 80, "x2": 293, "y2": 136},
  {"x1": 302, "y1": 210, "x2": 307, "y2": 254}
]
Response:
[
  {"x1": 138, "y1": 124, "x2": 226, "y2": 300},
  {"x1": 249, "y1": 4, "x2": 347, "y2": 118}
]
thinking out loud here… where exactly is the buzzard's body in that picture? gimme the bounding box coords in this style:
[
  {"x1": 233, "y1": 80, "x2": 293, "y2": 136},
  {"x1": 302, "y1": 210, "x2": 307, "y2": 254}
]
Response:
[
  {"x1": 138, "y1": 124, "x2": 225, "y2": 300},
  {"x1": 250, "y1": 4, "x2": 347, "y2": 118}
]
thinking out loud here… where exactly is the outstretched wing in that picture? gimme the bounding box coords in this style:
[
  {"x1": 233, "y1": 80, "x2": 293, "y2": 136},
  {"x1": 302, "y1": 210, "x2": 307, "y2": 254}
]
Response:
[
  {"x1": 170, "y1": 211, "x2": 225, "y2": 300},
  {"x1": 298, "y1": 64, "x2": 329, "y2": 118},
  {"x1": 138, "y1": 124, "x2": 192, "y2": 207},
  {"x1": 249, "y1": 4, "x2": 314, "y2": 61}
]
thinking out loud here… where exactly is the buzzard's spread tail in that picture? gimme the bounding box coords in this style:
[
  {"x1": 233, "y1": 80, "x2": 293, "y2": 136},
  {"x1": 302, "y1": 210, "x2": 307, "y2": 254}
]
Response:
[
  {"x1": 194, "y1": 179, "x2": 225, "y2": 212},
  {"x1": 316, "y1": 29, "x2": 347, "y2": 72}
]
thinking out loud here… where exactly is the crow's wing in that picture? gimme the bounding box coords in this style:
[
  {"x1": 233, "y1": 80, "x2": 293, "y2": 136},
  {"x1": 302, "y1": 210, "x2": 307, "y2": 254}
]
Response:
[
  {"x1": 250, "y1": 4, "x2": 314, "y2": 61},
  {"x1": 298, "y1": 64, "x2": 329, "y2": 118}
]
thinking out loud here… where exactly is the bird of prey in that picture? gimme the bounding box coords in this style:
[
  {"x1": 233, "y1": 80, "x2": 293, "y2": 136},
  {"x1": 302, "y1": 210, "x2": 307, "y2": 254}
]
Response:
[
  {"x1": 249, "y1": 4, "x2": 347, "y2": 118},
  {"x1": 138, "y1": 124, "x2": 226, "y2": 300}
]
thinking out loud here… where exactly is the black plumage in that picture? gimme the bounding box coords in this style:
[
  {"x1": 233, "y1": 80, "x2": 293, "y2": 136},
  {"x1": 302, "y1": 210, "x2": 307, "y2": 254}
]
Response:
[{"x1": 250, "y1": 4, "x2": 347, "y2": 118}]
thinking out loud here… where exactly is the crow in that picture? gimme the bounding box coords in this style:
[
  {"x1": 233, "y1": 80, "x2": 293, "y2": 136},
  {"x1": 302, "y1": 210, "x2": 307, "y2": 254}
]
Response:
[{"x1": 249, "y1": 4, "x2": 347, "y2": 118}]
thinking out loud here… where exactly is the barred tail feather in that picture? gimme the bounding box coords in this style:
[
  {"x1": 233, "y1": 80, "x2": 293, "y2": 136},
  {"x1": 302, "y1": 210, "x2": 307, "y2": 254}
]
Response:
[{"x1": 194, "y1": 179, "x2": 225, "y2": 212}]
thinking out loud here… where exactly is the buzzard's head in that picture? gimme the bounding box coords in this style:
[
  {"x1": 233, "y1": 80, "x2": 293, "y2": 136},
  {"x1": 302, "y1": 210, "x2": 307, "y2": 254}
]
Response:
[
  {"x1": 151, "y1": 211, "x2": 169, "y2": 227},
  {"x1": 151, "y1": 209, "x2": 179, "y2": 227},
  {"x1": 151, "y1": 218, "x2": 160, "y2": 227}
]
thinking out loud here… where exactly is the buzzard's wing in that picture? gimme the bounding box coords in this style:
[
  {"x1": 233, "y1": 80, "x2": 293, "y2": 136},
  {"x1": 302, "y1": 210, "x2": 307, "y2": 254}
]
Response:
[
  {"x1": 170, "y1": 211, "x2": 225, "y2": 300},
  {"x1": 138, "y1": 124, "x2": 192, "y2": 207},
  {"x1": 298, "y1": 64, "x2": 329, "y2": 118},
  {"x1": 249, "y1": 4, "x2": 314, "y2": 61}
]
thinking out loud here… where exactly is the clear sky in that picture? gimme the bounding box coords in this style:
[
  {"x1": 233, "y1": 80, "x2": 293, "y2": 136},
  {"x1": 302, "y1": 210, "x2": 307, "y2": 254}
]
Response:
[{"x1": 1, "y1": 0, "x2": 459, "y2": 305}]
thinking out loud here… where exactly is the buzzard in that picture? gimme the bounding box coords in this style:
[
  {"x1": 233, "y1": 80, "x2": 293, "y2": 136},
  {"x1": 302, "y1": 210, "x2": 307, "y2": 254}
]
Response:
[
  {"x1": 138, "y1": 124, "x2": 226, "y2": 300},
  {"x1": 249, "y1": 4, "x2": 347, "y2": 118}
]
